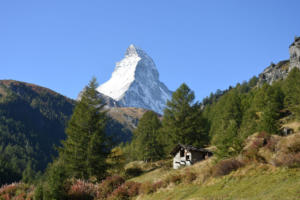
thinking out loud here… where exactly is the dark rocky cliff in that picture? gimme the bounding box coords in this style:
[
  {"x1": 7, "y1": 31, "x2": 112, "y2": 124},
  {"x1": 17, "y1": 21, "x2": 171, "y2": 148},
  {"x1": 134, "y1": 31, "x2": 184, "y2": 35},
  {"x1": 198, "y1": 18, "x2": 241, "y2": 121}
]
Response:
[{"x1": 258, "y1": 37, "x2": 300, "y2": 86}]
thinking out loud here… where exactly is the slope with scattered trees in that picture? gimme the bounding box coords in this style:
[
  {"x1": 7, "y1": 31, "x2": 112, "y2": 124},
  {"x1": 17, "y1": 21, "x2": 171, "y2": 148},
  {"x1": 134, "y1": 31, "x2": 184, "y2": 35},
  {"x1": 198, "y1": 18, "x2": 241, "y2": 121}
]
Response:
[
  {"x1": 0, "y1": 80, "x2": 146, "y2": 186},
  {"x1": 1, "y1": 65, "x2": 300, "y2": 199}
]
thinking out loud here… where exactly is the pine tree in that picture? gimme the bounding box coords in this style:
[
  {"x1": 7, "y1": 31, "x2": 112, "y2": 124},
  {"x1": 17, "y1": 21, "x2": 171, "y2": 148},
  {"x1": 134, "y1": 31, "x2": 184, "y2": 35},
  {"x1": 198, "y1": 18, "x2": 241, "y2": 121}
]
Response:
[
  {"x1": 22, "y1": 161, "x2": 35, "y2": 184},
  {"x1": 209, "y1": 89, "x2": 243, "y2": 158},
  {"x1": 254, "y1": 84, "x2": 283, "y2": 134},
  {"x1": 133, "y1": 111, "x2": 164, "y2": 161},
  {"x1": 214, "y1": 120, "x2": 242, "y2": 158},
  {"x1": 106, "y1": 147, "x2": 126, "y2": 175},
  {"x1": 87, "y1": 129, "x2": 108, "y2": 180},
  {"x1": 43, "y1": 160, "x2": 68, "y2": 200},
  {"x1": 60, "y1": 77, "x2": 108, "y2": 180},
  {"x1": 161, "y1": 83, "x2": 209, "y2": 153},
  {"x1": 283, "y1": 68, "x2": 300, "y2": 118}
]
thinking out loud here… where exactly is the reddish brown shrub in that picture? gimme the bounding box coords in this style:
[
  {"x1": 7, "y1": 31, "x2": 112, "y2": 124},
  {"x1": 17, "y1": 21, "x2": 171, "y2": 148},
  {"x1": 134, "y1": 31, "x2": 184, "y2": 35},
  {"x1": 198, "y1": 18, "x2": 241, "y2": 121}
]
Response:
[
  {"x1": 287, "y1": 139, "x2": 300, "y2": 153},
  {"x1": 14, "y1": 193, "x2": 26, "y2": 200},
  {"x1": 165, "y1": 174, "x2": 183, "y2": 185},
  {"x1": 0, "y1": 183, "x2": 34, "y2": 200},
  {"x1": 184, "y1": 171, "x2": 197, "y2": 183},
  {"x1": 212, "y1": 159, "x2": 244, "y2": 177},
  {"x1": 0, "y1": 183, "x2": 21, "y2": 200},
  {"x1": 124, "y1": 182, "x2": 141, "y2": 197},
  {"x1": 1, "y1": 193, "x2": 10, "y2": 200},
  {"x1": 275, "y1": 152, "x2": 300, "y2": 168},
  {"x1": 0, "y1": 183, "x2": 19, "y2": 195},
  {"x1": 68, "y1": 180, "x2": 96, "y2": 200},
  {"x1": 97, "y1": 176, "x2": 125, "y2": 199},
  {"x1": 107, "y1": 186, "x2": 129, "y2": 200},
  {"x1": 107, "y1": 181, "x2": 141, "y2": 200},
  {"x1": 265, "y1": 137, "x2": 279, "y2": 152},
  {"x1": 139, "y1": 182, "x2": 155, "y2": 194},
  {"x1": 243, "y1": 136, "x2": 268, "y2": 162},
  {"x1": 152, "y1": 181, "x2": 167, "y2": 191}
]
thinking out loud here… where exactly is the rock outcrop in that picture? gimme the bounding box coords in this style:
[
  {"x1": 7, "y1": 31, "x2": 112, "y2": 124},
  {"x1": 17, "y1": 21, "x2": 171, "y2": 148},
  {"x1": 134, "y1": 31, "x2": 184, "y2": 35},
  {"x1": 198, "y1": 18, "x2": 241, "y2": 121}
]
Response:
[
  {"x1": 258, "y1": 37, "x2": 300, "y2": 85},
  {"x1": 289, "y1": 36, "x2": 300, "y2": 70},
  {"x1": 258, "y1": 60, "x2": 290, "y2": 85}
]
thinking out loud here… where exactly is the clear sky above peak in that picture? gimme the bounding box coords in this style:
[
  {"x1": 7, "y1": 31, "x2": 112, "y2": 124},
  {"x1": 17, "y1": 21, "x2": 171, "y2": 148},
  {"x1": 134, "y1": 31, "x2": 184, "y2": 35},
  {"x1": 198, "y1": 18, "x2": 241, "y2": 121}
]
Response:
[{"x1": 1, "y1": 0, "x2": 299, "y2": 100}]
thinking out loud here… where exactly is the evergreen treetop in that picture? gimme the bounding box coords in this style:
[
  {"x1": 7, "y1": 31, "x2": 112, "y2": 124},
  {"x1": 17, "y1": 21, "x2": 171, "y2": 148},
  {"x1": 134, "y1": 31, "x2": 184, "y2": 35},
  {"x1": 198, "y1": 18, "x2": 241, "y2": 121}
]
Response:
[
  {"x1": 60, "y1": 77, "x2": 108, "y2": 180},
  {"x1": 161, "y1": 83, "x2": 209, "y2": 153}
]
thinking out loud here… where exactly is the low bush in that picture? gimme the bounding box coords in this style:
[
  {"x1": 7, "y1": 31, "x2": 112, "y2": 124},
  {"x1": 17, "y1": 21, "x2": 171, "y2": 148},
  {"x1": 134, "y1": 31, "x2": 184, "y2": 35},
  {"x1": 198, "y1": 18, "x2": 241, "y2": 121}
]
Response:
[
  {"x1": 273, "y1": 133, "x2": 300, "y2": 167},
  {"x1": 265, "y1": 136, "x2": 280, "y2": 152},
  {"x1": 274, "y1": 152, "x2": 300, "y2": 168},
  {"x1": 183, "y1": 170, "x2": 197, "y2": 183},
  {"x1": 0, "y1": 183, "x2": 19, "y2": 196},
  {"x1": 165, "y1": 174, "x2": 182, "y2": 185},
  {"x1": 243, "y1": 134, "x2": 271, "y2": 162},
  {"x1": 68, "y1": 179, "x2": 96, "y2": 200},
  {"x1": 152, "y1": 181, "x2": 167, "y2": 191},
  {"x1": 0, "y1": 183, "x2": 34, "y2": 200},
  {"x1": 139, "y1": 181, "x2": 155, "y2": 195},
  {"x1": 212, "y1": 159, "x2": 244, "y2": 177},
  {"x1": 124, "y1": 182, "x2": 141, "y2": 197},
  {"x1": 108, "y1": 181, "x2": 141, "y2": 200},
  {"x1": 14, "y1": 192, "x2": 26, "y2": 200},
  {"x1": 107, "y1": 186, "x2": 128, "y2": 200},
  {"x1": 124, "y1": 167, "x2": 143, "y2": 179},
  {"x1": 97, "y1": 176, "x2": 125, "y2": 199}
]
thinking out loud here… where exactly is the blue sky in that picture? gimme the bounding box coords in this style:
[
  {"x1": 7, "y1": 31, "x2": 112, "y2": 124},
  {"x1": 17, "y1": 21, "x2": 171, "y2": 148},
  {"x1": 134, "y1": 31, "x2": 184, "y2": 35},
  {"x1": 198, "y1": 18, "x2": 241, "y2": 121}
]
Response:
[{"x1": 0, "y1": 1, "x2": 299, "y2": 101}]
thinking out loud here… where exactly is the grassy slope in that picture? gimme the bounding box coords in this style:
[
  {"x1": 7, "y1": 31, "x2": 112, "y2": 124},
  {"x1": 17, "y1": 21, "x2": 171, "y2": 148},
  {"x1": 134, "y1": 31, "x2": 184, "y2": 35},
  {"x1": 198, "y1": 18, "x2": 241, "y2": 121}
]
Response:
[
  {"x1": 138, "y1": 164, "x2": 300, "y2": 200},
  {"x1": 132, "y1": 127, "x2": 300, "y2": 200}
]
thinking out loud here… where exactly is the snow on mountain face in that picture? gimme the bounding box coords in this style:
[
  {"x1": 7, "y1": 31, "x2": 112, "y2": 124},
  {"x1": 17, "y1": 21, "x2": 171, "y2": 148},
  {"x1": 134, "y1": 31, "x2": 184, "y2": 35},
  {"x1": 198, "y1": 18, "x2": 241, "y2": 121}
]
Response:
[{"x1": 97, "y1": 44, "x2": 172, "y2": 114}]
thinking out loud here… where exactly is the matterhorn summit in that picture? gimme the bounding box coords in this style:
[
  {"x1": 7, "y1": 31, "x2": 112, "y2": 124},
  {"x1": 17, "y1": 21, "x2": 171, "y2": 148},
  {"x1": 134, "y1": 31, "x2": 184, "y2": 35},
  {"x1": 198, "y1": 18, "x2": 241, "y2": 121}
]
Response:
[{"x1": 97, "y1": 44, "x2": 172, "y2": 114}]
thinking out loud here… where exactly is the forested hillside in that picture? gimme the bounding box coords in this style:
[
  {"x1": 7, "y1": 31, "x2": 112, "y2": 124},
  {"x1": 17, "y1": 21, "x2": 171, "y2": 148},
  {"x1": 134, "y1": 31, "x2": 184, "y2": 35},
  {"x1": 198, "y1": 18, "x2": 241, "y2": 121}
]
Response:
[
  {"x1": 1, "y1": 67, "x2": 300, "y2": 199},
  {"x1": 1, "y1": 68, "x2": 300, "y2": 200},
  {"x1": 0, "y1": 80, "x2": 74, "y2": 185},
  {"x1": 0, "y1": 80, "x2": 145, "y2": 185},
  {"x1": 204, "y1": 68, "x2": 300, "y2": 158}
]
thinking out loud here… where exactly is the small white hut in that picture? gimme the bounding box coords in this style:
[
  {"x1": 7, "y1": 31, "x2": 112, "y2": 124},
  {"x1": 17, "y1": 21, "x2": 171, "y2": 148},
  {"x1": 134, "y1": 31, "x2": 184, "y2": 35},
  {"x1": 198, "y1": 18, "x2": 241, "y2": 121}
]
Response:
[{"x1": 170, "y1": 144, "x2": 213, "y2": 169}]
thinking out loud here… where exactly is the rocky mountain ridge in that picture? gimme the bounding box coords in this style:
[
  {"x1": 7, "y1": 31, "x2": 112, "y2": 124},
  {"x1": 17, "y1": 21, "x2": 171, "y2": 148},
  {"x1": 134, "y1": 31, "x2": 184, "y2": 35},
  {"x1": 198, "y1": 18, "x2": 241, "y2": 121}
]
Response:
[
  {"x1": 97, "y1": 45, "x2": 172, "y2": 114},
  {"x1": 258, "y1": 37, "x2": 300, "y2": 85}
]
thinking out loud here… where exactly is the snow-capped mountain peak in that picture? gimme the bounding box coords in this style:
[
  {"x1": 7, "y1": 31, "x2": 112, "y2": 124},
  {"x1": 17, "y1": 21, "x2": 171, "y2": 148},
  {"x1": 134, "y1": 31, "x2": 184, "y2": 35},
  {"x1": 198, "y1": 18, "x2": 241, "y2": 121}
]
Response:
[
  {"x1": 125, "y1": 44, "x2": 140, "y2": 56},
  {"x1": 97, "y1": 44, "x2": 172, "y2": 114}
]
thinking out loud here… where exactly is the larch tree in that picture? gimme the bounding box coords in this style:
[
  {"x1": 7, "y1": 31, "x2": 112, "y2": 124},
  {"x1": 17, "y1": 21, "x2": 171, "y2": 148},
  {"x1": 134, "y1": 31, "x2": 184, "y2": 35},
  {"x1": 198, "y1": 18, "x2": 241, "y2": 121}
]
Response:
[
  {"x1": 253, "y1": 84, "x2": 283, "y2": 134},
  {"x1": 283, "y1": 68, "x2": 300, "y2": 118},
  {"x1": 60, "y1": 77, "x2": 108, "y2": 180},
  {"x1": 161, "y1": 83, "x2": 209, "y2": 154},
  {"x1": 133, "y1": 111, "x2": 164, "y2": 161},
  {"x1": 209, "y1": 89, "x2": 243, "y2": 158}
]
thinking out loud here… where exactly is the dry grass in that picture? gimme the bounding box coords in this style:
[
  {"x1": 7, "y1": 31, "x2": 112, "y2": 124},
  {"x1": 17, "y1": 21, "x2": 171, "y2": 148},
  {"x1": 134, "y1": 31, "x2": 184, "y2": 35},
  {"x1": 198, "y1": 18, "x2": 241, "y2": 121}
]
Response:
[
  {"x1": 126, "y1": 160, "x2": 173, "y2": 183},
  {"x1": 139, "y1": 163, "x2": 300, "y2": 200},
  {"x1": 273, "y1": 132, "x2": 300, "y2": 167},
  {"x1": 282, "y1": 121, "x2": 300, "y2": 132},
  {"x1": 107, "y1": 107, "x2": 148, "y2": 130}
]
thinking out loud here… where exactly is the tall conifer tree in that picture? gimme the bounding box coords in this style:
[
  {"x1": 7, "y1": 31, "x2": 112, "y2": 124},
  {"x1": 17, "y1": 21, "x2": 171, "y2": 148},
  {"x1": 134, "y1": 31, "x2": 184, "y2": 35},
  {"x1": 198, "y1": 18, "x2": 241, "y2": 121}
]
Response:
[
  {"x1": 133, "y1": 111, "x2": 164, "y2": 161},
  {"x1": 210, "y1": 89, "x2": 243, "y2": 157},
  {"x1": 161, "y1": 83, "x2": 209, "y2": 153},
  {"x1": 253, "y1": 84, "x2": 283, "y2": 134},
  {"x1": 60, "y1": 77, "x2": 107, "y2": 180},
  {"x1": 283, "y1": 68, "x2": 300, "y2": 118}
]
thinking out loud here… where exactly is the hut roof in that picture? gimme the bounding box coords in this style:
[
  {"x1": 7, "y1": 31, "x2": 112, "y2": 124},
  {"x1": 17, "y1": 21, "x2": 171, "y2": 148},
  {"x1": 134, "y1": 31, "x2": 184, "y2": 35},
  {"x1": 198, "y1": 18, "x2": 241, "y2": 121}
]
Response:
[{"x1": 170, "y1": 144, "x2": 212, "y2": 156}]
